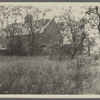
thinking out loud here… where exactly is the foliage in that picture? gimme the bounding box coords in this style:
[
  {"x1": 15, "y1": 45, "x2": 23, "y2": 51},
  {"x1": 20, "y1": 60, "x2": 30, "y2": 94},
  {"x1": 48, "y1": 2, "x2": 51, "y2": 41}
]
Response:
[
  {"x1": 6, "y1": 36, "x2": 22, "y2": 56},
  {"x1": 0, "y1": 5, "x2": 100, "y2": 95},
  {"x1": 0, "y1": 55, "x2": 99, "y2": 94}
]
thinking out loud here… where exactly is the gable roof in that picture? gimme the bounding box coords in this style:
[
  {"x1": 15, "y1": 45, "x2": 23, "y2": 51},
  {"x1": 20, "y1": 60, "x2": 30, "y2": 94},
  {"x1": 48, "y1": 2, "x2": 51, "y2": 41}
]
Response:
[
  {"x1": 38, "y1": 18, "x2": 63, "y2": 46},
  {"x1": 39, "y1": 19, "x2": 53, "y2": 33},
  {"x1": 23, "y1": 18, "x2": 50, "y2": 34},
  {"x1": 39, "y1": 18, "x2": 59, "y2": 34},
  {"x1": 4, "y1": 19, "x2": 51, "y2": 36}
]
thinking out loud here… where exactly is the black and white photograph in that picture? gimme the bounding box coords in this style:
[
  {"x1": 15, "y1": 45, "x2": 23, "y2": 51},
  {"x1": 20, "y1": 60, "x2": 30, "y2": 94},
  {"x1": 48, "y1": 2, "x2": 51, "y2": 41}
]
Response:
[{"x1": 0, "y1": 2, "x2": 100, "y2": 95}]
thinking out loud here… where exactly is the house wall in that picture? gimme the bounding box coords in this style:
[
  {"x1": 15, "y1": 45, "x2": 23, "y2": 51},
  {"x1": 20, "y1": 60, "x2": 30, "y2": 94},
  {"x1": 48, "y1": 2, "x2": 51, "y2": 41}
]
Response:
[
  {"x1": 6, "y1": 35, "x2": 30, "y2": 55},
  {"x1": 5, "y1": 19, "x2": 63, "y2": 56},
  {"x1": 6, "y1": 34, "x2": 43, "y2": 55},
  {"x1": 39, "y1": 19, "x2": 63, "y2": 46}
]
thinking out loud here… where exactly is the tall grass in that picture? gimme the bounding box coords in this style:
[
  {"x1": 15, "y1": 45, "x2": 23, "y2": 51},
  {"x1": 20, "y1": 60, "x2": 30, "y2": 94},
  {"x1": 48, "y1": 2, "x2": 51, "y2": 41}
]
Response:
[{"x1": 0, "y1": 55, "x2": 99, "y2": 94}]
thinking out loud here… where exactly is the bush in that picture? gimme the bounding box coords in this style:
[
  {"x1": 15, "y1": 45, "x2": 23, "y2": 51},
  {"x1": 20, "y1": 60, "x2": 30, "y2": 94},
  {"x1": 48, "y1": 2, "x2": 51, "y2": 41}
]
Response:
[{"x1": 6, "y1": 36, "x2": 23, "y2": 56}]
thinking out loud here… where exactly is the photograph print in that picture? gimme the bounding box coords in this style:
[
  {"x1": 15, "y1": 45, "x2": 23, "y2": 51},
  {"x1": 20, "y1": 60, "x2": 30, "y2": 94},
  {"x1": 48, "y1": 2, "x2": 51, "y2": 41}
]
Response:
[{"x1": 0, "y1": 2, "x2": 100, "y2": 95}]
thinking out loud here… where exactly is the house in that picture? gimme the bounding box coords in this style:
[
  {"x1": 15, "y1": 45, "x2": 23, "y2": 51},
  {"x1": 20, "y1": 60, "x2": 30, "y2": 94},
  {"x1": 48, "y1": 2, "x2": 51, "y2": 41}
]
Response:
[
  {"x1": 2, "y1": 18, "x2": 63, "y2": 55},
  {"x1": 39, "y1": 18, "x2": 63, "y2": 46},
  {"x1": 38, "y1": 18, "x2": 63, "y2": 55}
]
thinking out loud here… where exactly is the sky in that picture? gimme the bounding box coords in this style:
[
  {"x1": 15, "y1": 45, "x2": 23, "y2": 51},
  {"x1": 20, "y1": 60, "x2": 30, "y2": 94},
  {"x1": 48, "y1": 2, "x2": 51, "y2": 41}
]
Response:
[
  {"x1": 1, "y1": 2, "x2": 100, "y2": 23},
  {"x1": 0, "y1": 2, "x2": 100, "y2": 24}
]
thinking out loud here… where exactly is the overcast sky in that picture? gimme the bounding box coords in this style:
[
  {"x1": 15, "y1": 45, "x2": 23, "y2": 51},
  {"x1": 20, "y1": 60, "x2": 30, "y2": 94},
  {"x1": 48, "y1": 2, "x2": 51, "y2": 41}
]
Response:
[{"x1": 1, "y1": 2, "x2": 100, "y2": 22}]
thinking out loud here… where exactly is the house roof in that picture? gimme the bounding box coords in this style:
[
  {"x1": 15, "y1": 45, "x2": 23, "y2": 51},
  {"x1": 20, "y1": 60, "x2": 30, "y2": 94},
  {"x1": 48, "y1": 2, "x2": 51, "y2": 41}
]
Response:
[
  {"x1": 39, "y1": 19, "x2": 52, "y2": 33},
  {"x1": 2, "y1": 19, "x2": 51, "y2": 36}
]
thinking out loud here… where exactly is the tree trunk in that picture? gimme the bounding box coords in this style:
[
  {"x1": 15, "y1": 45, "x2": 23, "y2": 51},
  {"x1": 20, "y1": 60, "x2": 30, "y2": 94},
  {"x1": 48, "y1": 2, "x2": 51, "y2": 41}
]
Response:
[
  {"x1": 87, "y1": 38, "x2": 91, "y2": 56},
  {"x1": 88, "y1": 44, "x2": 90, "y2": 56},
  {"x1": 70, "y1": 36, "x2": 85, "y2": 59}
]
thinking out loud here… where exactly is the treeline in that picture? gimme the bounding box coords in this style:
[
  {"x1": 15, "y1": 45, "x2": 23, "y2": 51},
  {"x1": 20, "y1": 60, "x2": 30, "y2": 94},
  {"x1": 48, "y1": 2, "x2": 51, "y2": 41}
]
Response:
[{"x1": 0, "y1": 6, "x2": 100, "y2": 59}]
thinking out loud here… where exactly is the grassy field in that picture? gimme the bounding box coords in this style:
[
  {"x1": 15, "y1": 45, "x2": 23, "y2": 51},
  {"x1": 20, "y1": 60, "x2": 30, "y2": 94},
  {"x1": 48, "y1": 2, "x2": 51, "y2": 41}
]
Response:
[{"x1": 0, "y1": 55, "x2": 99, "y2": 94}]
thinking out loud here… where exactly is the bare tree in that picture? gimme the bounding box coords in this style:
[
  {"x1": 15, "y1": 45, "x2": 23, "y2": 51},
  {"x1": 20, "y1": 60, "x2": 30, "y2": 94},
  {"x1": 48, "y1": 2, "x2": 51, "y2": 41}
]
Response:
[
  {"x1": 84, "y1": 6, "x2": 100, "y2": 55},
  {"x1": 0, "y1": 6, "x2": 23, "y2": 55},
  {"x1": 59, "y1": 9, "x2": 86, "y2": 59},
  {"x1": 86, "y1": 6, "x2": 100, "y2": 34}
]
